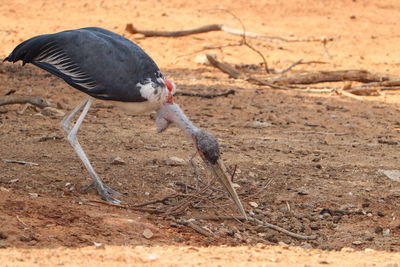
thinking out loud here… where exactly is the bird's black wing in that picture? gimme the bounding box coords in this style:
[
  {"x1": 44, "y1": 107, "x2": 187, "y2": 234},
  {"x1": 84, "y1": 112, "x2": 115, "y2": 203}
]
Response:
[{"x1": 4, "y1": 27, "x2": 162, "y2": 102}]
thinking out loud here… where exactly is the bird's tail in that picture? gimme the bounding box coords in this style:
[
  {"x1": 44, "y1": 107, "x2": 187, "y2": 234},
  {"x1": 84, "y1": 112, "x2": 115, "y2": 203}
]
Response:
[{"x1": 4, "y1": 34, "x2": 52, "y2": 65}]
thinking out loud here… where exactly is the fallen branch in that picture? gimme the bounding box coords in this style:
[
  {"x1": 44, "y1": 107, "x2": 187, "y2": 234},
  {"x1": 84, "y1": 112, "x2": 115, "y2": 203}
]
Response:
[
  {"x1": 267, "y1": 70, "x2": 400, "y2": 85},
  {"x1": 125, "y1": 23, "x2": 338, "y2": 43},
  {"x1": 196, "y1": 215, "x2": 317, "y2": 240},
  {"x1": 205, "y1": 55, "x2": 288, "y2": 90},
  {"x1": 176, "y1": 90, "x2": 235, "y2": 99},
  {"x1": 0, "y1": 95, "x2": 51, "y2": 108},
  {"x1": 2, "y1": 159, "x2": 39, "y2": 166}
]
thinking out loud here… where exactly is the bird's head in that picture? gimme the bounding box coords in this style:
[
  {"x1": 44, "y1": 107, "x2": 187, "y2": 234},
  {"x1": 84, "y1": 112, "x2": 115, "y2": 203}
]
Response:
[{"x1": 156, "y1": 103, "x2": 246, "y2": 218}]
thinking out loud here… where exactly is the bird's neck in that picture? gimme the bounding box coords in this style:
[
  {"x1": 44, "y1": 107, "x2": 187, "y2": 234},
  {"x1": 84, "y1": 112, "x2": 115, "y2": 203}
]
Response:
[{"x1": 156, "y1": 103, "x2": 200, "y2": 141}]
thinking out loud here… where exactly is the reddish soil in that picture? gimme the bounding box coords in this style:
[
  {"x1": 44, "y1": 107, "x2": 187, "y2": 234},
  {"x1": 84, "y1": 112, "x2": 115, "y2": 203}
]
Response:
[{"x1": 1, "y1": 0, "x2": 400, "y2": 265}]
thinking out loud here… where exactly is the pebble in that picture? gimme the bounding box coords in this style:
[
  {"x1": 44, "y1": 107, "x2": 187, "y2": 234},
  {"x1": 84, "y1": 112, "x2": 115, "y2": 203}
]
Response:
[
  {"x1": 310, "y1": 224, "x2": 319, "y2": 230},
  {"x1": 111, "y1": 157, "x2": 126, "y2": 165},
  {"x1": 352, "y1": 240, "x2": 363, "y2": 246},
  {"x1": 143, "y1": 229, "x2": 154, "y2": 239},
  {"x1": 29, "y1": 193, "x2": 39, "y2": 198},
  {"x1": 374, "y1": 226, "x2": 383, "y2": 234},
  {"x1": 383, "y1": 229, "x2": 391, "y2": 236},
  {"x1": 41, "y1": 107, "x2": 65, "y2": 118},
  {"x1": 0, "y1": 241, "x2": 7, "y2": 248},
  {"x1": 324, "y1": 135, "x2": 339, "y2": 145},
  {"x1": 165, "y1": 156, "x2": 186, "y2": 166},
  {"x1": 0, "y1": 232, "x2": 7, "y2": 239},
  {"x1": 93, "y1": 242, "x2": 105, "y2": 249},
  {"x1": 377, "y1": 169, "x2": 400, "y2": 182},
  {"x1": 249, "y1": 202, "x2": 259, "y2": 208}
]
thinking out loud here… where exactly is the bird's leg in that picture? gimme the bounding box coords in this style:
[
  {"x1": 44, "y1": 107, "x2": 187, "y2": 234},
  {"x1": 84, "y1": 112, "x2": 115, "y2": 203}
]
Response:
[{"x1": 61, "y1": 97, "x2": 125, "y2": 204}]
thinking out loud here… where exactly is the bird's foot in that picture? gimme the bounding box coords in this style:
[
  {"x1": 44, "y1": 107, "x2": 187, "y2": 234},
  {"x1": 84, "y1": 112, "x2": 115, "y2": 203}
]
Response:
[{"x1": 81, "y1": 182, "x2": 127, "y2": 204}]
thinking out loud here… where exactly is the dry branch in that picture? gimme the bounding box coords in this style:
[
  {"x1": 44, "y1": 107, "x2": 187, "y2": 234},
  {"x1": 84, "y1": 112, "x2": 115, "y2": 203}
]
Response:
[
  {"x1": 176, "y1": 89, "x2": 235, "y2": 99},
  {"x1": 196, "y1": 216, "x2": 317, "y2": 240},
  {"x1": 267, "y1": 70, "x2": 400, "y2": 85},
  {"x1": 0, "y1": 95, "x2": 51, "y2": 108},
  {"x1": 125, "y1": 23, "x2": 337, "y2": 43},
  {"x1": 205, "y1": 55, "x2": 287, "y2": 90}
]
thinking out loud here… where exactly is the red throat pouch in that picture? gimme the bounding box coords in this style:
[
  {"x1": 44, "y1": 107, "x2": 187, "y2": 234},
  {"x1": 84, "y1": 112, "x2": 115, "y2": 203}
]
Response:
[{"x1": 164, "y1": 79, "x2": 174, "y2": 104}]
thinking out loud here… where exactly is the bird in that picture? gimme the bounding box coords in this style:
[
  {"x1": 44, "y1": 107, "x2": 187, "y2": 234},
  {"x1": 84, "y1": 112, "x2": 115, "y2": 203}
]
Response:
[{"x1": 4, "y1": 27, "x2": 246, "y2": 217}]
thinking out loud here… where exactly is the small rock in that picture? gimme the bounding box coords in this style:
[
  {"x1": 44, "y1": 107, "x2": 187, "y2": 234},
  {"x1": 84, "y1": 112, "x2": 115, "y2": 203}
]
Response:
[
  {"x1": 383, "y1": 229, "x2": 391, "y2": 236},
  {"x1": 246, "y1": 121, "x2": 270, "y2": 129},
  {"x1": 248, "y1": 202, "x2": 259, "y2": 208},
  {"x1": 278, "y1": 241, "x2": 289, "y2": 247},
  {"x1": 0, "y1": 241, "x2": 7, "y2": 249},
  {"x1": 165, "y1": 156, "x2": 186, "y2": 166},
  {"x1": 364, "y1": 248, "x2": 375, "y2": 252},
  {"x1": 332, "y1": 216, "x2": 341, "y2": 224},
  {"x1": 384, "y1": 262, "x2": 398, "y2": 267},
  {"x1": 352, "y1": 240, "x2": 363, "y2": 246},
  {"x1": 41, "y1": 107, "x2": 65, "y2": 118},
  {"x1": 93, "y1": 242, "x2": 105, "y2": 249},
  {"x1": 234, "y1": 233, "x2": 242, "y2": 240},
  {"x1": 302, "y1": 242, "x2": 313, "y2": 249},
  {"x1": 310, "y1": 224, "x2": 319, "y2": 230},
  {"x1": 9, "y1": 178, "x2": 19, "y2": 183},
  {"x1": 0, "y1": 187, "x2": 10, "y2": 192},
  {"x1": 111, "y1": 157, "x2": 126, "y2": 165},
  {"x1": 0, "y1": 232, "x2": 7, "y2": 239},
  {"x1": 143, "y1": 229, "x2": 154, "y2": 239},
  {"x1": 147, "y1": 253, "x2": 158, "y2": 261},
  {"x1": 29, "y1": 193, "x2": 38, "y2": 198},
  {"x1": 377, "y1": 169, "x2": 400, "y2": 182},
  {"x1": 374, "y1": 226, "x2": 383, "y2": 234},
  {"x1": 324, "y1": 135, "x2": 339, "y2": 145}
]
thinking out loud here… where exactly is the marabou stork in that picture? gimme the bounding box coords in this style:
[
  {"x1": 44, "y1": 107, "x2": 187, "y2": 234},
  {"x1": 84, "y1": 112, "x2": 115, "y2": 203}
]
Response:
[{"x1": 4, "y1": 27, "x2": 246, "y2": 217}]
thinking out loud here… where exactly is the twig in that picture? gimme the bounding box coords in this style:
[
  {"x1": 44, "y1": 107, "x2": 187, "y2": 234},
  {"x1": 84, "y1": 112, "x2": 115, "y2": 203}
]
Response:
[
  {"x1": 278, "y1": 59, "x2": 303, "y2": 74},
  {"x1": 132, "y1": 194, "x2": 178, "y2": 207},
  {"x1": 16, "y1": 215, "x2": 29, "y2": 228},
  {"x1": 2, "y1": 159, "x2": 39, "y2": 166},
  {"x1": 0, "y1": 95, "x2": 51, "y2": 108},
  {"x1": 216, "y1": 9, "x2": 270, "y2": 73},
  {"x1": 178, "y1": 221, "x2": 215, "y2": 238},
  {"x1": 196, "y1": 215, "x2": 317, "y2": 240},
  {"x1": 126, "y1": 23, "x2": 338, "y2": 43},
  {"x1": 205, "y1": 54, "x2": 288, "y2": 90},
  {"x1": 175, "y1": 90, "x2": 235, "y2": 99}
]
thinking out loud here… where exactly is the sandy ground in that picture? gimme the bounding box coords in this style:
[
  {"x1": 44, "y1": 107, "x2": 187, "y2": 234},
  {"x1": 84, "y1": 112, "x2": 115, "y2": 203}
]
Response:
[{"x1": 1, "y1": 0, "x2": 400, "y2": 266}]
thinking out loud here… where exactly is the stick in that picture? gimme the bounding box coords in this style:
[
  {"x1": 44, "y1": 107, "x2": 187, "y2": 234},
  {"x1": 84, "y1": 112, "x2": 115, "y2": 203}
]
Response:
[
  {"x1": 196, "y1": 216, "x2": 317, "y2": 240},
  {"x1": 267, "y1": 70, "x2": 400, "y2": 85},
  {"x1": 178, "y1": 221, "x2": 215, "y2": 238},
  {"x1": 2, "y1": 159, "x2": 39, "y2": 166},
  {"x1": 205, "y1": 55, "x2": 288, "y2": 90},
  {"x1": 132, "y1": 194, "x2": 178, "y2": 207},
  {"x1": 126, "y1": 23, "x2": 338, "y2": 43},
  {"x1": 0, "y1": 95, "x2": 51, "y2": 108},
  {"x1": 16, "y1": 215, "x2": 29, "y2": 228},
  {"x1": 176, "y1": 90, "x2": 235, "y2": 99}
]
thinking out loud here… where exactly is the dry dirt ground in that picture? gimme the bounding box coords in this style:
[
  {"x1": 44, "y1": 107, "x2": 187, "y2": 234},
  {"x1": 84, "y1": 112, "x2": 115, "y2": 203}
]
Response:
[{"x1": 1, "y1": 0, "x2": 400, "y2": 266}]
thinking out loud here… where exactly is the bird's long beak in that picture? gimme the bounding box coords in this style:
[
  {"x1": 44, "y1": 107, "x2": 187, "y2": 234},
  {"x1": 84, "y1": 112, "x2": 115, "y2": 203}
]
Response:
[{"x1": 209, "y1": 158, "x2": 247, "y2": 219}]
